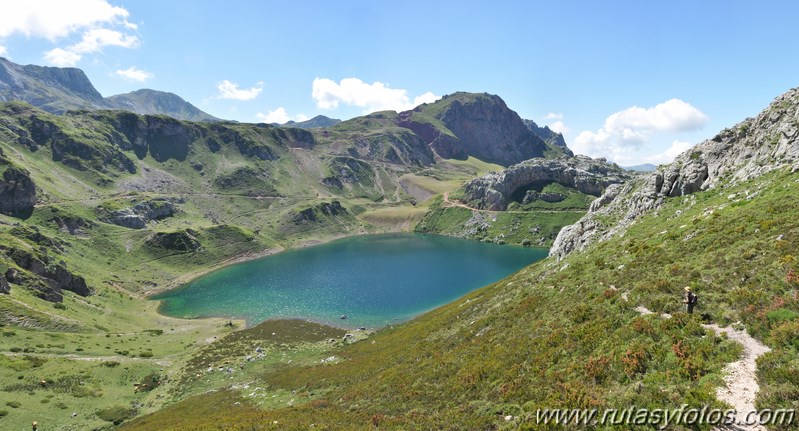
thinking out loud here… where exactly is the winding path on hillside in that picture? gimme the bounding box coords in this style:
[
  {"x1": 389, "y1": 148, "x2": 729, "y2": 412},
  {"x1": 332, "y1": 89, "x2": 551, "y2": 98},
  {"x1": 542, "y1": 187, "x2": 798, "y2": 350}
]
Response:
[
  {"x1": 441, "y1": 192, "x2": 553, "y2": 214},
  {"x1": 704, "y1": 323, "x2": 771, "y2": 431},
  {"x1": 633, "y1": 303, "x2": 770, "y2": 430}
]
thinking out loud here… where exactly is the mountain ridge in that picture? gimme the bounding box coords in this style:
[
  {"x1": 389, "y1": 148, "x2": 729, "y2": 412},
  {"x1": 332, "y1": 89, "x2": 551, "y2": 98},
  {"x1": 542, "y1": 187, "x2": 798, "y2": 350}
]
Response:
[
  {"x1": 106, "y1": 88, "x2": 219, "y2": 122},
  {"x1": 277, "y1": 114, "x2": 340, "y2": 129},
  {"x1": 0, "y1": 57, "x2": 217, "y2": 122}
]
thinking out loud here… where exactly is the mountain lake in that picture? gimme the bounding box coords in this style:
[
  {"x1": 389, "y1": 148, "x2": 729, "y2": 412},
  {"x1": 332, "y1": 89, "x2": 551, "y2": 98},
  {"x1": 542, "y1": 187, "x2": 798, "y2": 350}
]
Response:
[{"x1": 154, "y1": 233, "x2": 547, "y2": 328}]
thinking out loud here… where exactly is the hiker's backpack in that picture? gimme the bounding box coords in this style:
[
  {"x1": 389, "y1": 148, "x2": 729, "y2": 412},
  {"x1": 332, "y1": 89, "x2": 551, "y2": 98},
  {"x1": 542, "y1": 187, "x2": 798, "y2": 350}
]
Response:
[{"x1": 689, "y1": 292, "x2": 698, "y2": 305}]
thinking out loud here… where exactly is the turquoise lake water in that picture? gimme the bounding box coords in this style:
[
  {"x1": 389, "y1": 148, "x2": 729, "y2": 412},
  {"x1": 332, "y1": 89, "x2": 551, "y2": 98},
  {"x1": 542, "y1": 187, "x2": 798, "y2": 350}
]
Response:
[{"x1": 153, "y1": 233, "x2": 547, "y2": 328}]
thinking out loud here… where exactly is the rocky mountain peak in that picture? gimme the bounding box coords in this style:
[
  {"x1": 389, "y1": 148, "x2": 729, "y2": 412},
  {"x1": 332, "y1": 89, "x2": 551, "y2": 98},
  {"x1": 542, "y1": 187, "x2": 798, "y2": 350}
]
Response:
[
  {"x1": 0, "y1": 58, "x2": 216, "y2": 121},
  {"x1": 523, "y1": 119, "x2": 573, "y2": 156},
  {"x1": 278, "y1": 115, "x2": 341, "y2": 129},
  {"x1": 106, "y1": 89, "x2": 219, "y2": 122},
  {"x1": 396, "y1": 92, "x2": 567, "y2": 166},
  {"x1": 0, "y1": 57, "x2": 110, "y2": 112}
]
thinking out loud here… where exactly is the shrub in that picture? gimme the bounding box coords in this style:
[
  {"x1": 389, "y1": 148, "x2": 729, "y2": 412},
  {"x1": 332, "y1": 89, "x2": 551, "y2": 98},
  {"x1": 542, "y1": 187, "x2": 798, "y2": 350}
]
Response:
[
  {"x1": 96, "y1": 405, "x2": 135, "y2": 425},
  {"x1": 766, "y1": 308, "x2": 799, "y2": 325},
  {"x1": 770, "y1": 321, "x2": 799, "y2": 350},
  {"x1": 621, "y1": 347, "x2": 648, "y2": 377},
  {"x1": 5, "y1": 401, "x2": 20, "y2": 408}
]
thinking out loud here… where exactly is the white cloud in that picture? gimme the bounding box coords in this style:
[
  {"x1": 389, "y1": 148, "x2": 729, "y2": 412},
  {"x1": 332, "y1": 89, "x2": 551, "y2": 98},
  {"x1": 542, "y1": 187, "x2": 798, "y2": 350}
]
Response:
[
  {"x1": 43, "y1": 48, "x2": 81, "y2": 66},
  {"x1": 548, "y1": 120, "x2": 570, "y2": 135},
  {"x1": 71, "y1": 28, "x2": 138, "y2": 53},
  {"x1": 312, "y1": 77, "x2": 440, "y2": 113},
  {"x1": 540, "y1": 112, "x2": 569, "y2": 135},
  {"x1": 0, "y1": 0, "x2": 139, "y2": 66},
  {"x1": 216, "y1": 80, "x2": 263, "y2": 101},
  {"x1": 0, "y1": 0, "x2": 130, "y2": 40},
  {"x1": 573, "y1": 99, "x2": 708, "y2": 161},
  {"x1": 643, "y1": 140, "x2": 695, "y2": 165},
  {"x1": 255, "y1": 108, "x2": 309, "y2": 124},
  {"x1": 0, "y1": 45, "x2": 6, "y2": 56},
  {"x1": 412, "y1": 91, "x2": 439, "y2": 107},
  {"x1": 115, "y1": 66, "x2": 153, "y2": 82}
]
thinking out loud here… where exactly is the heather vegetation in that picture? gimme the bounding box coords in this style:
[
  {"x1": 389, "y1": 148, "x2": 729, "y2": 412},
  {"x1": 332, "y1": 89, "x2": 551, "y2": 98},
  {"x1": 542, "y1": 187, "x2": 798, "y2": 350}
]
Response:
[{"x1": 120, "y1": 169, "x2": 799, "y2": 430}]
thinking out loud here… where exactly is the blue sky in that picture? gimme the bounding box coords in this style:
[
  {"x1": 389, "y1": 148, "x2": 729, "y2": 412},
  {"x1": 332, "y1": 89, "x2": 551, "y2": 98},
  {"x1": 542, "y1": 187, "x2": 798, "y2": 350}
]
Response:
[{"x1": 1, "y1": 0, "x2": 798, "y2": 165}]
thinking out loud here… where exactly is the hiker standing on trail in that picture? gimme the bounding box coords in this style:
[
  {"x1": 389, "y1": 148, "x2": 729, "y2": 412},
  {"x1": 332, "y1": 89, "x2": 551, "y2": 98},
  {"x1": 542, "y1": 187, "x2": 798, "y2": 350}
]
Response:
[{"x1": 683, "y1": 286, "x2": 698, "y2": 314}]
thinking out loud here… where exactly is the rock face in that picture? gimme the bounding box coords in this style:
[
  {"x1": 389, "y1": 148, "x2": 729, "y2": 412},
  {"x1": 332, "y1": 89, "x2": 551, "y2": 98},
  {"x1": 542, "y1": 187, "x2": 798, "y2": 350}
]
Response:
[
  {"x1": 1, "y1": 247, "x2": 92, "y2": 302},
  {"x1": 550, "y1": 86, "x2": 799, "y2": 260},
  {"x1": 396, "y1": 92, "x2": 561, "y2": 166},
  {"x1": 523, "y1": 119, "x2": 574, "y2": 157},
  {"x1": 0, "y1": 150, "x2": 36, "y2": 218},
  {"x1": 461, "y1": 156, "x2": 633, "y2": 210}
]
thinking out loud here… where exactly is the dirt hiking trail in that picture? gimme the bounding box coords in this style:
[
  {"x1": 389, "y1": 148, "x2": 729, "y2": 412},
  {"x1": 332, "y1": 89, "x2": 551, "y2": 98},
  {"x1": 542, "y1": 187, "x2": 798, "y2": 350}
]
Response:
[{"x1": 633, "y1": 304, "x2": 771, "y2": 430}]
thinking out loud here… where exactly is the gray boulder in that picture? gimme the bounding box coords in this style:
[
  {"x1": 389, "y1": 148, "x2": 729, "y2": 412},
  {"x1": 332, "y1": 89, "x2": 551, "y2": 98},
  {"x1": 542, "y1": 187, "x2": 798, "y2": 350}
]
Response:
[{"x1": 105, "y1": 199, "x2": 177, "y2": 229}]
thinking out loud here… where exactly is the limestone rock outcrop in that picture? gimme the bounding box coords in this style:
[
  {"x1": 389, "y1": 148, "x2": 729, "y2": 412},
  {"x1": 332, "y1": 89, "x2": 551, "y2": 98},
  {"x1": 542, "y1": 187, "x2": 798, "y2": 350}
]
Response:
[
  {"x1": 103, "y1": 199, "x2": 179, "y2": 229},
  {"x1": 461, "y1": 156, "x2": 632, "y2": 211},
  {"x1": 551, "y1": 87, "x2": 799, "y2": 259}
]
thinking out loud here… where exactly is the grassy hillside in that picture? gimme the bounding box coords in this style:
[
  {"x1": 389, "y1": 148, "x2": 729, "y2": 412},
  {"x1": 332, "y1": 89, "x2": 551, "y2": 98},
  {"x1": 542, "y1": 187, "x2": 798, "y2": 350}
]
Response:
[
  {"x1": 121, "y1": 168, "x2": 799, "y2": 430},
  {"x1": 415, "y1": 182, "x2": 592, "y2": 247},
  {"x1": 0, "y1": 93, "x2": 593, "y2": 429}
]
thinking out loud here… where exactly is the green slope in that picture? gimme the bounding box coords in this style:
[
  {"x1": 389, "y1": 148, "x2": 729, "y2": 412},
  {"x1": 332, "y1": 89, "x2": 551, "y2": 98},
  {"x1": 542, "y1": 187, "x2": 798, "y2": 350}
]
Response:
[
  {"x1": 122, "y1": 167, "x2": 799, "y2": 431},
  {"x1": 0, "y1": 88, "x2": 589, "y2": 429}
]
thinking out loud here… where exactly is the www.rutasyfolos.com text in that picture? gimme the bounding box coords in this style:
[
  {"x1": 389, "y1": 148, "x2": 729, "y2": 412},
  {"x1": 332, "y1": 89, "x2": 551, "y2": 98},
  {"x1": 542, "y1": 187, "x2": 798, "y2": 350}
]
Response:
[{"x1": 532, "y1": 405, "x2": 795, "y2": 428}]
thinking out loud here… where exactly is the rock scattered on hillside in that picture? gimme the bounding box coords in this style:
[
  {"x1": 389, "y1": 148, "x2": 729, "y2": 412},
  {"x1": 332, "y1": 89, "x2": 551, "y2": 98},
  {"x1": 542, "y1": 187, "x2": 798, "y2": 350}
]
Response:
[{"x1": 103, "y1": 199, "x2": 179, "y2": 229}]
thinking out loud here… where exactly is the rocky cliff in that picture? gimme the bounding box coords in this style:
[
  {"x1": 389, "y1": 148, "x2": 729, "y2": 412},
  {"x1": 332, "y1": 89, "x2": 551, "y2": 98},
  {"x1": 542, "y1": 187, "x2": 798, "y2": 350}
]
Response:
[
  {"x1": 551, "y1": 86, "x2": 799, "y2": 259},
  {"x1": 1, "y1": 226, "x2": 92, "y2": 302},
  {"x1": 0, "y1": 148, "x2": 36, "y2": 218},
  {"x1": 396, "y1": 92, "x2": 566, "y2": 166},
  {"x1": 523, "y1": 119, "x2": 573, "y2": 157},
  {"x1": 461, "y1": 155, "x2": 632, "y2": 211}
]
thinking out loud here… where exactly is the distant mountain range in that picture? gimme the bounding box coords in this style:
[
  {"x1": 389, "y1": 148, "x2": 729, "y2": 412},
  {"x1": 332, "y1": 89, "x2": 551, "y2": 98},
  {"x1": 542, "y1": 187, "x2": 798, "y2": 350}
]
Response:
[
  {"x1": 0, "y1": 57, "x2": 217, "y2": 121},
  {"x1": 624, "y1": 163, "x2": 658, "y2": 172},
  {"x1": 106, "y1": 89, "x2": 219, "y2": 122},
  {"x1": 277, "y1": 115, "x2": 341, "y2": 129}
]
